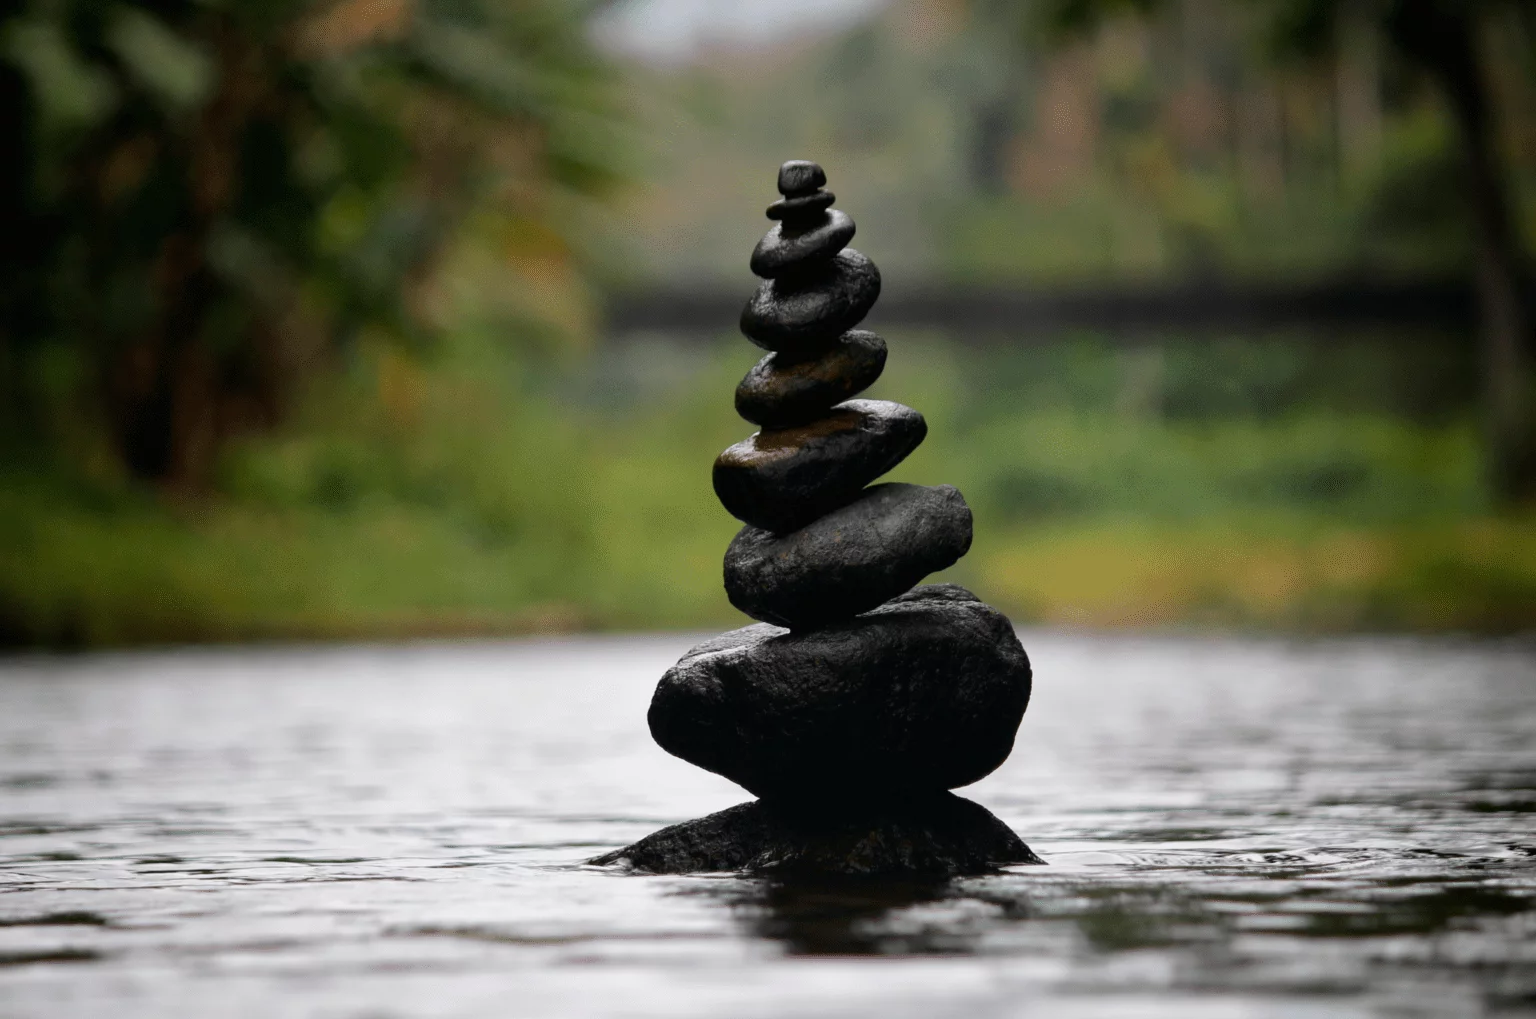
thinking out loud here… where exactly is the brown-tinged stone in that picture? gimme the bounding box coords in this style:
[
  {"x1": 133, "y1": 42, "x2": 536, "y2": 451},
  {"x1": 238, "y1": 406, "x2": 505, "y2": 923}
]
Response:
[
  {"x1": 735, "y1": 330, "x2": 887, "y2": 427},
  {"x1": 713, "y1": 399, "x2": 923, "y2": 534}
]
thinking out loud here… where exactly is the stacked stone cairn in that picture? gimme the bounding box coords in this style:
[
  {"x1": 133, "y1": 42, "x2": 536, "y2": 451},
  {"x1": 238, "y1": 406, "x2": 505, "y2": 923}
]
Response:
[{"x1": 593, "y1": 162, "x2": 1040, "y2": 876}]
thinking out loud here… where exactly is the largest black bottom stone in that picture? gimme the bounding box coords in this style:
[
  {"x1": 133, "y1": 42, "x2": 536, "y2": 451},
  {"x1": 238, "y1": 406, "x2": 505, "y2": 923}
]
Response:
[{"x1": 588, "y1": 794, "x2": 1043, "y2": 876}]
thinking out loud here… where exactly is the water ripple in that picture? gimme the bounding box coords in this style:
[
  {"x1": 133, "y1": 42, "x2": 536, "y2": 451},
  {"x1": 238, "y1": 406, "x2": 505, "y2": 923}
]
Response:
[{"x1": 0, "y1": 632, "x2": 1532, "y2": 1017}]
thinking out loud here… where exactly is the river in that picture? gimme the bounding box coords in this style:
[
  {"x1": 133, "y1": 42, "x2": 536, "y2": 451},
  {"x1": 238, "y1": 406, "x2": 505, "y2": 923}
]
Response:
[{"x1": 0, "y1": 631, "x2": 1532, "y2": 1017}]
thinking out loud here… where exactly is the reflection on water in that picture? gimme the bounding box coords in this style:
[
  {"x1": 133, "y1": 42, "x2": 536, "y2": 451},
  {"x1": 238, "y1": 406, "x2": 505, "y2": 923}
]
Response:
[
  {"x1": 0, "y1": 632, "x2": 1532, "y2": 1017},
  {"x1": 711, "y1": 878, "x2": 968, "y2": 955}
]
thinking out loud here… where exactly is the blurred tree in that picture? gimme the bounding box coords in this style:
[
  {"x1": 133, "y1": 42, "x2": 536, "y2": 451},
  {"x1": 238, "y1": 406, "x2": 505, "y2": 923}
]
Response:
[
  {"x1": 1015, "y1": 0, "x2": 1535, "y2": 502},
  {"x1": 960, "y1": 0, "x2": 1040, "y2": 194},
  {"x1": 0, "y1": 0, "x2": 621, "y2": 486}
]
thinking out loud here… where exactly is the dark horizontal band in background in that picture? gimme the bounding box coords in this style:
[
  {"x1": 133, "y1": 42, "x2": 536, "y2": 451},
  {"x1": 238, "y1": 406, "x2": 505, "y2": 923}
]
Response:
[{"x1": 603, "y1": 275, "x2": 1530, "y2": 340}]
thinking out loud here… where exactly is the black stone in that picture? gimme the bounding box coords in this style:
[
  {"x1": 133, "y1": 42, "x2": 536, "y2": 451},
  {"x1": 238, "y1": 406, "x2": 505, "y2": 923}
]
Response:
[
  {"x1": 648, "y1": 584, "x2": 1030, "y2": 799},
  {"x1": 714, "y1": 399, "x2": 924, "y2": 534},
  {"x1": 588, "y1": 793, "x2": 1042, "y2": 876},
  {"x1": 767, "y1": 191, "x2": 835, "y2": 222},
  {"x1": 735, "y1": 330, "x2": 887, "y2": 427},
  {"x1": 777, "y1": 160, "x2": 827, "y2": 196},
  {"x1": 724, "y1": 484, "x2": 972, "y2": 629},
  {"x1": 597, "y1": 163, "x2": 1037, "y2": 887},
  {"x1": 740, "y1": 249, "x2": 880, "y2": 356},
  {"x1": 750, "y1": 209, "x2": 856, "y2": 279}
]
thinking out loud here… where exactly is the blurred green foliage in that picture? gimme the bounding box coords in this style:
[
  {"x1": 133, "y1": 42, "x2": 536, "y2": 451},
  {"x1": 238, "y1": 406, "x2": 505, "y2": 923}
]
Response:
[
  {"x1": 6, "y1": 329, "x2": 1534, "y2": 646},
  {"x1": 619, "y1": 0, "x2": 1535, "y2": 289},
  {"x1": 0, "y1": 0, "x2": 622, "y2": 484},
  {"x1": 1016, "y1": 0, "x2": 1536, "y2": 498}
]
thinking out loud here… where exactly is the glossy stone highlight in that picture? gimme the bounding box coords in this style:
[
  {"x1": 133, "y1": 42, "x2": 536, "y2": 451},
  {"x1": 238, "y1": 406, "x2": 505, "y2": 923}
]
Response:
[
  {"x1": 750, "y1": 209, "x2": 855, "y2": 278},
  {"x1": 777, "y1": 160, "x2": 827, "y2": 196},
  {"x1": 713, "y1": 399, "x2": 924, "y2": 534},
  {"x1": 740, "y1": 249, "x2": 880, "y2": 356}
]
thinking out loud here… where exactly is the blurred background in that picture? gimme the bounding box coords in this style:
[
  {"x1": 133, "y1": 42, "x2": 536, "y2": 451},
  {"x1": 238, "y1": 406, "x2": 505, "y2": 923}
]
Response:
[{"x1": 1, "y1": 0, "x2": 1534, "y2": 647}]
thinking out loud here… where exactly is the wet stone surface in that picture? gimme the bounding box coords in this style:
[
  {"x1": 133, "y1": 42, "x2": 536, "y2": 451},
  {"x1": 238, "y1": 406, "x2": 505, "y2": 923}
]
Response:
[
  {"x1": 766, "y1": 190, "x2": 836, "y2": 222},
  {"x1": 647, "y1": 585, "x2": 1032, "y2": 803},
  {"x1": 777, "y1": 160, "x2": 827, "y2": 196},
  {"x1": 750, "y1": 210, "x2": 855, "y2": 278},
  {"x1": 740, "y1": 248, "x2": 880, "y2": 356},
  {"x1": 724, "y1": 482, "x2": 973, "y2": 629},
  {"x1": 735, "y1": 330, "x2": 888, "y2": 428},
  {"x1": 591, "y1": 793, "x2": 1042, "y2": 876},
  {"x1": 0, "y1": 636, "x2": 1532, "y2": 1017},
  {"x1": 713, "y1": 399, "x2": 925, "y2": 534}
]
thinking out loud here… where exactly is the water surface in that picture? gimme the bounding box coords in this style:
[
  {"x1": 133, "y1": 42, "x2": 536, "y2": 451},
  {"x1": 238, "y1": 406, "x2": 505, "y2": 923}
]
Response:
[{"x1": 1, "y1": 632, "x2": 1533, "y2": 1017}]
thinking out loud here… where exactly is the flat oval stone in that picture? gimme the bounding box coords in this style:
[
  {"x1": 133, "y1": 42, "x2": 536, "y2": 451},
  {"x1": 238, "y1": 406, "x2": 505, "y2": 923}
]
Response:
[
  {"x1": 735, "y1": 330, "x2": 887, "y2": 427},
  {"x1": 777, "y1": 160, "x2": 826, "y2": 196},
  {"x1": 740, "y1": 248, "x2": 881, "y2": 356},
  {"x1": 646, "y1": 584, "x2": 1029, "y2": 802},
  {"x1": 766, "y1": 191, "x2": 834, "y2": 221},
  {"x1": 724, "y1": 483, "x2": 973, "y2": 629},
  {"x1": 713, "y1": 399, "x2": 924, "y2": 533},
  {"x1": 750, "y1": 209, "x2": 855, "y2": 279}
]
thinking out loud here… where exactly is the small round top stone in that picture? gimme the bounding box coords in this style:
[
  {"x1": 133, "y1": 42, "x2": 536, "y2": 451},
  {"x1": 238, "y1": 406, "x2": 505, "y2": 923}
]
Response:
[{"x1": 778, "y1": 160, "x2": 826, "y2": 197}]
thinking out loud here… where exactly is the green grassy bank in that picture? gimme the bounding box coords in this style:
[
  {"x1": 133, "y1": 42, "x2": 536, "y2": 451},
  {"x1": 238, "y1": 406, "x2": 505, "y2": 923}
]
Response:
[{"x1": 4, "y1": 330, "x2": 1532, "y2": 647}]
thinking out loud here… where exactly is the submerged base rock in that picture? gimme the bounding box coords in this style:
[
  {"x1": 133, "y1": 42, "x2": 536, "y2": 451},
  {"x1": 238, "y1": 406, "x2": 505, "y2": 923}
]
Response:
[
  {"x1": 588, "y1": 793, "x2": 1043, "y2": 876},
  {"x1": 650, "y1": 584, "x2": 1031, "y2": 801}
]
